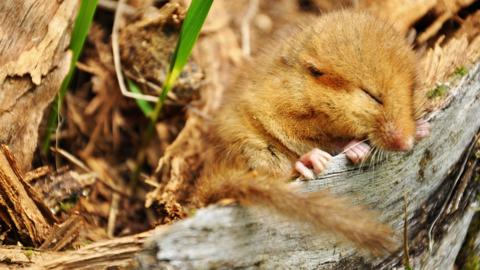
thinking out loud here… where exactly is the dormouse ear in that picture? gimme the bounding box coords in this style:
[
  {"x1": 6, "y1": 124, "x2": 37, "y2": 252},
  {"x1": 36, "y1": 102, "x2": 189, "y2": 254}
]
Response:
[
  {"x1": 273, "y1": 38, "x2": 292, "y2": 67},
  {"x1": 279, "y1": 54, "x2": 294, "y2": 67},
  {"x1": 278, "y1": 42, "x2": 300, "y2": 67},
  {"x1": 271, "y1": 23, "x2": 305, "y2": 67}
]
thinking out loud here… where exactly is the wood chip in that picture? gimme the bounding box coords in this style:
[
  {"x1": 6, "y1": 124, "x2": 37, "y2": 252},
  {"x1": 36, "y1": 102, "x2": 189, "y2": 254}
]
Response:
[
  {"x1": 0, "y1": 145, "x2": 56, "y2": 246},
  {"x1": 39, "y1": 213, "x2": 83, "y2": 251}
]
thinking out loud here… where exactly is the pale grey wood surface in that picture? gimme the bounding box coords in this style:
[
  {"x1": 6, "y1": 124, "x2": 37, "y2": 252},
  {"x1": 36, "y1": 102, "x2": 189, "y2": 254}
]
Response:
[{"x1": 137, "y1": 64, "x2": 480, "y2": 270}]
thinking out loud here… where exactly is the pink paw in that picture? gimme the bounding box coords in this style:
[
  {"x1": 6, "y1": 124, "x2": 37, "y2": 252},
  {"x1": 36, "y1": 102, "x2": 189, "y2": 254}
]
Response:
[
  {"x1": 295, "y1": 148, "x2": 332, "y2": 179},
  {"x1": 344, "y1": 140, "x2": 371, "y2": 164},
  {"x1": 416, "y1": 119, "x2": 431, "y2": 140}
]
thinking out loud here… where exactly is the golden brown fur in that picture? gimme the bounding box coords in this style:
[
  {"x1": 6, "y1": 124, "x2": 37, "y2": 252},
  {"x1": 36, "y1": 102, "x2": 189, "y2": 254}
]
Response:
[{"x1": 193, "y1": 10, "x2": 420, "y2": 255}]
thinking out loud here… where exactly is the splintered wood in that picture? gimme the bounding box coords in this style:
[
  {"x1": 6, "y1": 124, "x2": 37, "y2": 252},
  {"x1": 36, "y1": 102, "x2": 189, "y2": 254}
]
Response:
[
  {"x1": 0, "y1": 230, "x2": 156, "y2": 269},
  {"x1": 0, "y1": 145, "x2": 56, "y2": 246},
  {"x1": 416, "y1": 0, "x2": 478, "y2": 43},
  {"x1": 39, "y1": 214, "x2": 83, "y2": 251},
  {"x1": 360, "y1": 0, "x2": 477, "y2": 38},
  {"x1": 418, "y1": 10, "x2": 480, "y2": 111}
]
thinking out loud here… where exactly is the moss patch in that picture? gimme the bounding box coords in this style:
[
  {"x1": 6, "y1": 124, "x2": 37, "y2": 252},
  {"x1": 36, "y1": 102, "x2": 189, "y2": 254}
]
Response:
[
  {"x1": 454, "y1": 66, "x2": 469, "y2": 77},
  {"x1": 427, "y1": 84, "x2": 449, "y2": 99}
]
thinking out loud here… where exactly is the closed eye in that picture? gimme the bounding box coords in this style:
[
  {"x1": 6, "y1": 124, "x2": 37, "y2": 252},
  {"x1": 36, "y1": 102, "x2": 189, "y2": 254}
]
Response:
[
  {"x1": 361, "y1": 87, "x2": 383, "y2": 105},
  {"x1": 307, "y1": 64, "x2": 324, "y2": 78}
]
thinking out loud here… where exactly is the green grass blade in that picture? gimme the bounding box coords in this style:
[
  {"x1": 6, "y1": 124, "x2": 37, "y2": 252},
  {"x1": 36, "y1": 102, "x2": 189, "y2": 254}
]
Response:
[
  {"x1": 42, "y1": 0, "x2": 98, "y2": 154},
  {"x1": 151, "y1": 0, "x2": 213, "y2": 121},
  {"x1": 127, "y1": 79, "x2": 154, "y2": 116},
  {"x1": 131, "y1": 0, "x2": 213, "y2": 185},
  {"x1": 70, "y1": 0, "x2": 98, "y2": 67},
  {"x1": 166, "y1": 0, "x2": 213, "y2": 83}
]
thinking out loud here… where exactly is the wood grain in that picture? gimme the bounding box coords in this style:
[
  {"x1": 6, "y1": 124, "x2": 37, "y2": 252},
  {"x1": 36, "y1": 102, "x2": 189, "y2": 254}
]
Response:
[{"x1": 0, "y1": 0, "x2": 77, "y2": 170}]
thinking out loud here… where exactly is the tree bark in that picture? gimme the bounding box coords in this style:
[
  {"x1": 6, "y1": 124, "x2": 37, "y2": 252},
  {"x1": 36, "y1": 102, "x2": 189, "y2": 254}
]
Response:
[
  {"x1": 0, "y1": 0, "x2": 77, "y2": 171},
  {"x1": 136, "y1": 63, "x2": 480, "y2": 269}
]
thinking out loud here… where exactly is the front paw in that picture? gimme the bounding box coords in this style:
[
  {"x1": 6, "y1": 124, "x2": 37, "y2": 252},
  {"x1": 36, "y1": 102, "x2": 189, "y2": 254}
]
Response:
[
  {"x1": 295, "y1": 148, "x2": 332, "y2": 179},
  {"x1": 343, "y1": 140, "x2": 371, "y2": 164}
]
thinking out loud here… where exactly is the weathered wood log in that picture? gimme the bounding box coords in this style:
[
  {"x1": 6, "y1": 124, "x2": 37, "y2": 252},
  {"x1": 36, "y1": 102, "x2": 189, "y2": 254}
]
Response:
[
  {"x1": 0, "y1": 0, "x2": 77, "y2": 170},
  {"x1": 135, "y1": 63, "x2": 480, "y2": 269}
]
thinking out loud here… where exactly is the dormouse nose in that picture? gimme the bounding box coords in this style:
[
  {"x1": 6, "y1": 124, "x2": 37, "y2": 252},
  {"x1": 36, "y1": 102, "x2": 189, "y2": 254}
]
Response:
[{"x1": 389, "y1": 132, "x2": 414, "y2": 151}]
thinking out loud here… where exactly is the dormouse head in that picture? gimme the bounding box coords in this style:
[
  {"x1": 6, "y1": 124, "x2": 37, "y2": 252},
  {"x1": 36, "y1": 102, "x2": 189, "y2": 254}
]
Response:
[{"x1": 281, "y1": 11, "x2": 418, "y2": 152}]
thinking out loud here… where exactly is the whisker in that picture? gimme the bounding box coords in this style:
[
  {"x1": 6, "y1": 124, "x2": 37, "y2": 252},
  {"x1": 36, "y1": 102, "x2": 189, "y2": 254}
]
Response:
[
  {"x1": 339, "y1": 139, "x2": 369, "y2": 155},
  {"x1": 360, "y1": 145, "x2": 374, "y2": 169},
  {"x1": 376, "y1": 147, "x2": 382, "y2": 165},
  {"x1": 370, "y1": 147, "x2": 379, "y2": 172},
  {"x1": 372, "y1": 147, "x2": 379, "y2": 179},
  {"x1": 379, "y1": 148, "x2": 385, "y2": 163},
  {"x1": 381, "y1": 149, "x2": 387, "y2": 162},
  {"x1": 367, "y1": 146, "x2": 374, "y2": 170},
  {"x1": 359, "y1": 152, "x2": 367, "y2": 169}
]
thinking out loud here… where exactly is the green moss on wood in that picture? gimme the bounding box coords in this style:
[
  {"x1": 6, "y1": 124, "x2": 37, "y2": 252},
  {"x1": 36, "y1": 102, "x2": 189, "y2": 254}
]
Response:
[
  {"x1": 428, "y1": 85, "x2": 448, "y2": 99},
  {"x1": 454, "y1": 66, "x2": 469, "y2": 77}
]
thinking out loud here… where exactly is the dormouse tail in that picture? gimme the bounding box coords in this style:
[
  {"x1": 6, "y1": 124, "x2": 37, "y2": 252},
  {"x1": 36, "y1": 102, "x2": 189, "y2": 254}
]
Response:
[{"x1": 196, "y1": 170, "x2": 395, "y2": 255}]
